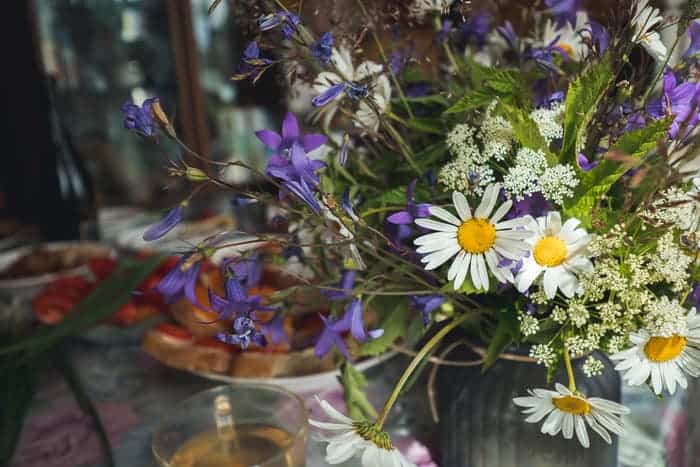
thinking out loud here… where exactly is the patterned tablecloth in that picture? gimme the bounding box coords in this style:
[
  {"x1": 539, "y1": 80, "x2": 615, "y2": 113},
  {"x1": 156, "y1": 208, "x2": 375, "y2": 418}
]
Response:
[{"x1": 10, "y1": 338, "x2": 688, "y2": 467}]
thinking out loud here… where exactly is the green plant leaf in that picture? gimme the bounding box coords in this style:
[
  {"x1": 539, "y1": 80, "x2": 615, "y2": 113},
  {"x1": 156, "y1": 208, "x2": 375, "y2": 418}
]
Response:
[
  {"x1": 403, "y1": 117, "x2": 446, "y2": 135},
  {"x1": 563, "y1": 118, "x2": 671, "y2": 227},
  {"x1": 444, "y1": 89, "x2": 495, "y2": 114},
  {"x1": 482, "y1": 308, "x2": 519, "y2": 370},
  {"x1": 0, "y1": 357, "x2": 38, "y2": 465},
  {"x1": 0, "y1": 256, "x2": 163, "y2": 358},
  {"x1": 338, "y1": 362, "x2": 377, "y2": 421},
  {"x1": 358, "y1": 301, "x2": 409, "y2": 357},
  {"x1": 560, "y1": 56, "x2": 614, "y2": 165}
]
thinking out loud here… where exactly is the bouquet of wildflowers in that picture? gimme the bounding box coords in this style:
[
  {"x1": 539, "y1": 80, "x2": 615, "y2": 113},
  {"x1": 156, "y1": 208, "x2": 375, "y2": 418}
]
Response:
[{"x1": 123, "y1": 0, "x2": 700, "y2": 464}]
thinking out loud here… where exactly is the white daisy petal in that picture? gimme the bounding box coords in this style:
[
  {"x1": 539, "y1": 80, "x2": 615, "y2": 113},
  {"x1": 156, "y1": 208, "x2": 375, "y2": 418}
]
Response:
[
  {"x1": 448, "y1": 251, "x2": 467, "y2": 281},
  {"x1": 575, "y1": 415, "x2": 590, "y2": 448},
  {"x1": 475, "y1": 183, "x2": 500, "y2": 218},
  {"x1": 415, "y1": 218, "x2": 458, "y2": 232},
  {"x1": 490, "y1": 199, "x2": 513, "y2": 224},
  {"x1": 562, "y1": 414, "x2": 574, "y2": 439},
  {"x1": 422, "y1": 243, "x2": 461, "y2": 270},
  {"x1": 429, "y1": 206, "x2": 462, "y2": 226},
  {"x1": 454, "y1": 253, "x2": 471, "y2": 290},
  {"x1": 453, "y1": 191, "x2": 472, "y2": 221},
  {"x1": 414, "y1": 231, "x2": 457, "y2": 245}
]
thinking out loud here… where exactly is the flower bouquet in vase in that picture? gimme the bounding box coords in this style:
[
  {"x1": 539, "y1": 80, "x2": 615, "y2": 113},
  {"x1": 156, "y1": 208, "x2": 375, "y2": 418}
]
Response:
[{"x1": 122, "y1": 0, "x2": 700, "y2": 466}]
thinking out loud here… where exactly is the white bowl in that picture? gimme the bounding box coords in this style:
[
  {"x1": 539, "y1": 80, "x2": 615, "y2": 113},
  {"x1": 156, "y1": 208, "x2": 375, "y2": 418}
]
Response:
[{"x1": 0, "y1": 241, "x2": 115, "y2": 302}]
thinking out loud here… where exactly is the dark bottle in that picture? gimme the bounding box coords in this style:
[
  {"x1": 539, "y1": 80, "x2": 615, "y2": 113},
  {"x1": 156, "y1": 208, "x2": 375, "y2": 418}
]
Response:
[{"x1": 39, "y1": 78, "x2": 98, "y2": 241}]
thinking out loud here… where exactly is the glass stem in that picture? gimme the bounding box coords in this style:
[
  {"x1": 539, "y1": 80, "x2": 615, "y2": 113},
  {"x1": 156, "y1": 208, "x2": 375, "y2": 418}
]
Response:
[{"x1": 375, "y1": 313, "x2": 471, "y2": 429}]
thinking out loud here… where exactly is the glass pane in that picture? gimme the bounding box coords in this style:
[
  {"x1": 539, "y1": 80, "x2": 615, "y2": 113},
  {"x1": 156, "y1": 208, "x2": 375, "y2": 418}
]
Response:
[{"x1": 34, "y1": 0, "x2": 181, "y2": 206}]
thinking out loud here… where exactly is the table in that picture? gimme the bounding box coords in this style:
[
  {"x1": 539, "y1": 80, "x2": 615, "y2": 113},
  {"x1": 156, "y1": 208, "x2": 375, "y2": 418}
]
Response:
[{"x1": 10, "y1": 338, "x2": 688, "y2": 467}]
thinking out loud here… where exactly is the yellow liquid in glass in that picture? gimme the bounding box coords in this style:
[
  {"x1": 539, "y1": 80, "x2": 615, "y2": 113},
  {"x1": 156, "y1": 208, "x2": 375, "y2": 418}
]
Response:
[{"x1": 169, "y1": 424, "x2": 302, "y2": 467}]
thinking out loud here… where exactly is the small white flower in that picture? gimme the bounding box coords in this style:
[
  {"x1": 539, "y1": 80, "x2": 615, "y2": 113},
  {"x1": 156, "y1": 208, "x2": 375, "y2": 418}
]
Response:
[
  {"x1": 530, "y1": 343, "x2": 557, "y2": 367},
  {"x1": 583, "y1": 356, "x2": 605, "y2": 377},
  {"x1": 516, "y1": 212, "x2": 593, "y2": 299},
  {"x1": 631, "y1": 0, "x2": 667, "y2": 63},
  {"x1": 513, "y1": 383, "x2": 630, "y2": 448},
  {"x1": 539, "y1": 164, "x2": 579, "y2": 205},
  {"x1": 612, "y1": 306, "x2": 700, "y2": 395},
  {"x1": 529, "y1": 103, "x2": 564, "y2": 145},
  {"x1": 312, "y1": 46, "x2": 391, "y2": 132},
  {"x1": 438, "y1": 159, "x2": 495, "y2": 195},
  {"x1": 414, "y1": 184, "x2": 532, "y2": 290},
  {"x1": 309, "y1": 398, "x2": 416, "y2": 467},
  {"x1": 520, "y1": 314, "x2": 540, "y2": 336}
]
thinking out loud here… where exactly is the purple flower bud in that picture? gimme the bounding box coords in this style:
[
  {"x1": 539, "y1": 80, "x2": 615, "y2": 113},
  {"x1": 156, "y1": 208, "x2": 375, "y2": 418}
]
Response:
[
  {"x1": 143, "y1": 205, "x2": 183, "y2": 241},
  {"x1": 311, "y1": 32, "x2": 333, "y2": 65},
  {"x1": 338, "y1": 133, "x2": 350, "y2": 166},
  {"x1": 342, "y1": 189, "x2": 359, "y2": 222},
  {"x1": 121, "y1": 97, "x2": 159, "y2": 137},
  {"x1": 345, "y1": 82, "x2": 369, "y2": 100},
  {"x1": 312, "y1": 83, "x2": 345, "y2": 107}
]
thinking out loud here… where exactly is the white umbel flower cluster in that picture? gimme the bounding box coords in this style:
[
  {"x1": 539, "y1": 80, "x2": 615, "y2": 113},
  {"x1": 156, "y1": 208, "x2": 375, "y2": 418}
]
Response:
[
  {"x1": 502, "y1": 147, "x2": 579, "y2": 204},
  {"x1": 530, "y1": 103, "x2": 564, "y2": 146},
  {"x1": 582, "y1": 356, "x2": 605, "y2": 377},
  {"x1": 644, "y1": 296, "x2": 689, "y2": 337}
]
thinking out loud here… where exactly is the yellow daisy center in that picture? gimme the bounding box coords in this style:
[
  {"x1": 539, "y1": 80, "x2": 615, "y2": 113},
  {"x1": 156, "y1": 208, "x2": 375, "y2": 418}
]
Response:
[
  {"x1": 552, "y1": 395, "x2": 591, "y2": 415},
  {"x1": 533, "y1": 236, "x2": 568, "y2": 267},
  {"x1": 457, "y1": 218, "x2": 496, "y2": 254},
  {"x1": 557, "y1": 43, "x2": 574, "y2": 57},
  {"x1": 644, "y1": 335, "x2": 687, "y2": 362}
]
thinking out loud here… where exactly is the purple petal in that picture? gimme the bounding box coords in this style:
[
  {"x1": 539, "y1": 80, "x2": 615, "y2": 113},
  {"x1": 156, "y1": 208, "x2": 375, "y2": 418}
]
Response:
[
  {"x1": 342, "y1": 189, "x2": 359, "y2": 222},
  {"x1": 406, "y1": 179, "x2": 418, "y2": 202},
  {"x1": 283, "y1": 179, "x2": 321, "y2": 214},
  {"x1": 387, "y1": 211, "x2": 413, "y2": 225},
  {"x1": 143, "y1": 205, "x2": 183, "y2": 241},
  {"x1": 302, "y1": 133, "x2": 327, "y2": 152},
  {"x1": 576, "y1": 152, "x2": 599, "y2": 171},
  {"x1": 243, "y1": 42, "x2": 260, "y2": 59},
  {"x1": 340, "y1": 270, "x2": 357, "y2": 291},
  {"x1": 413, "y1": 203, "x2": 432, "y2": 219},
  {"x1": 282, "y1": 112, "x2": 300, "y2": 139},
  {"x1": 368, "y1": 329, "x2": 384, "y2": 339},
  {"x1": 348, "y1": 299, "x2": 367, "y2": 341},
  {"x1": 312, "y1": 83, "x2": 345, "y2": 107},
  {"x1": 184, "y1": 262, "x2": 208, "y2": 311},
  {"x1": 338, "y1": 134, "x2": 350, "y2": 166},
  {"x1": 255, "y1": 130, "x2": 282, "y2": 150}
]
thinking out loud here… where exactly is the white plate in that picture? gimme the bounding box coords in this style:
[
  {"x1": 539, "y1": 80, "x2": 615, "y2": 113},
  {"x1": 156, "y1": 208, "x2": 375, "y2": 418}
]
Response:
[{"x1": 194, "y1": 351, "x2": 398, "y2": 395}]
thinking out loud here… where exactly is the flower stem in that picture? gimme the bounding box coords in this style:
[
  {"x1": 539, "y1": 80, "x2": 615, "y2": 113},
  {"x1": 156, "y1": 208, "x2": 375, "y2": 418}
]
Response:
[
  {"x1": 375, "y1": 313, "x2": 472, "y2": 429},
  {"x1": 563, "y1": 347, "x2": 577, "y2": 393}
]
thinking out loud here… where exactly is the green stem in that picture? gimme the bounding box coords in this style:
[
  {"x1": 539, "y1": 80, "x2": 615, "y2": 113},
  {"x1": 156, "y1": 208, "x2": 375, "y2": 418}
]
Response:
[
  {"x1": 375, "y1": 313, "x2": 471, "y2": 429},
  {"x1": 563, "y1": 347, "x2": 577, "y2": 393}
]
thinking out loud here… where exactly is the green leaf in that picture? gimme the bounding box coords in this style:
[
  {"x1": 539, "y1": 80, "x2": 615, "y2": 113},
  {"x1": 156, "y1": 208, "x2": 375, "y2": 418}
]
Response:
[
  {"x1": 338, "y1": 362, "x2": 377, "y2": 421},
  {"x1": 563, "y1": 118, "x2": 670, "y2": 227},
  {"x1": 560, "y1": 56, "x2": 614, "y2": 164},
  {"x1": 404, "y1": 117, "x2": 446, "y2": 135},
  {"x1": 0, "y1": 256, "x2": 163, "y2": 358},
  {"x1": 358, "y1": 302, "x2": 409, "y2": 357},
  {"x1": 497, "y1": 102, "x2": 557, "y2": 164},
  {"x1": 415, "y1": 141, "x2": 448, "y2": 170},
  {"x1": 444, "y1": 89, "x2": 494, "y2": 114},
  {"x1": 482, "y1": 309, "x2": 519, "y2": 370}
]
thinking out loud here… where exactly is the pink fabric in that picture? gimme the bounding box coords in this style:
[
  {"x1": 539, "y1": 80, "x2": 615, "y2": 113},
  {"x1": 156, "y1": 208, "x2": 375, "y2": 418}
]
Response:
[{"x1": 11, "y1": 399, "x2": 138, "y2": 467}]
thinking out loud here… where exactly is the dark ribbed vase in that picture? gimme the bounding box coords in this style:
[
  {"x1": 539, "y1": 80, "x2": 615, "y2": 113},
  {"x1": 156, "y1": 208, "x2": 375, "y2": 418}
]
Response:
[{"x1": 437, "y1": 349, "x2": 620, "y2": 467}]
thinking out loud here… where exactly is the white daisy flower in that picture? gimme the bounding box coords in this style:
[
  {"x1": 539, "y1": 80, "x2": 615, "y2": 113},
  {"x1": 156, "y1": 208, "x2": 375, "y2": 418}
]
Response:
[
  {"x1": 513, "y1": 383, "x2": 630, "y2": 448},
  {"x1": 515, "y1": 211, "x2": 593, "y2": 299},
  {"x1": 631, "y1": 0, "x2": 667, "y2": 63},
  {"x1": 611, "y1": 307, "x2": 700, "y2": 395},
  {"x1": 312, "y1": 46, "x2": 391, "y2": 132},
  {"x1": 309, "y1": 397, "x2": 415, "y2": 467},
  {"x1": 414, "y1": 184, "x2": 532, "y2": 290},
  {"x1": 542, "y1": 11, "x2": 589, "y2": 61}
]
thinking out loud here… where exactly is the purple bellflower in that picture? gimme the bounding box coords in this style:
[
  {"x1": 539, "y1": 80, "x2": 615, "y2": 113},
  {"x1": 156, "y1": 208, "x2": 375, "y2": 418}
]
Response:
[
  {"x1": 218, "y1": 315, "x2": 266, "y2": 350},
  {"x1": 577, "y1": 152, "x2": 599, "y2": 172},
  {"x1": 314, "y1": 298, "x2": 383, "y2": 359},
  {"x1": 156, "y1": 256, "x2": 201, "y2": 306},
  {"x1": 311, "y1": 81, "x2": 370, "y2": 107},
  {"x1": 143, "y1": 204, "x2": 183, "y2": 241},
  {"x1": 256, "y1": 112, "x2": 327, "y2": 158},
  {"x1": 583, "y1": 21, "x2": 610, "y2": 55},
  {"x1": 122, "y1": 97, "x2": 159, "y2": 137},
  {"x1": 526, "y1": 37, "x2": 568, "y2": 73},
  {"x1": 311, "y1": 32, "x2": 334, "y2": 65},
  {"x1": 223, "y1": 254, "x2": 263, "y2": 290},
  {"x1": 545, "y1": 0, "x2": 582, "y2": 29},
  {"x1": 265, "y1": 141, "x2": 325, "y2": 213},
  {"x1": 684, "y1": 21, "x2": 700, "y2": 61},
  {"x1": 410, "y1": 294, "x2": 447, "y2": 325},
  {"x1": 497, "y1": 21, "x2": 519, "y2": 52},
  {"x1": 258, "y1": 11, "x2": 300, "y2": 39},
  {"x1": 647, "y1": 70, "x2": 700, "y2": 140},
  {"x1": 460, "y1": 11, "x2": 491, "y2": 48},
  {"x1": 386, "y1": 179, "x2": 431, "y2": 246},
  {"x1": 436, "y1": 20, "x2": 453, "y2": 44},
  {"x1": 232, "y1": 42, "x2": 272, "y2": 82},
  {"x1": 509, "y1": 192, "x2": 552, "y2": 219},
  {"x1": 261, "y1": 312, "x2": 288, "y2": 345},
  {"x1": 323, "y1": 270, "x2": 357, "y2": 301}
]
